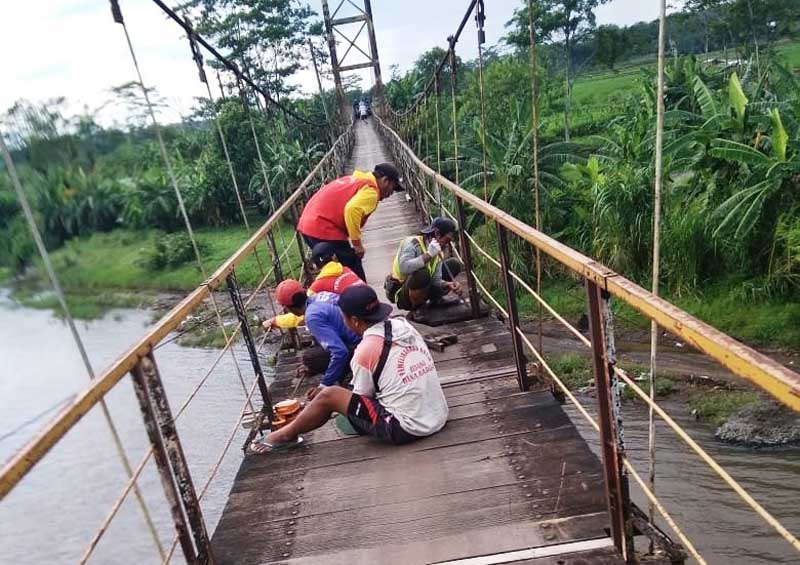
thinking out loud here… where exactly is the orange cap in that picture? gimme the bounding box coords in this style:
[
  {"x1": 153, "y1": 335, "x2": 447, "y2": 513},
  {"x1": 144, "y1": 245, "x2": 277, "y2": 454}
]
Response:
[{"x1": 275, "y1": 279, "x2": 305, "y2": 307}]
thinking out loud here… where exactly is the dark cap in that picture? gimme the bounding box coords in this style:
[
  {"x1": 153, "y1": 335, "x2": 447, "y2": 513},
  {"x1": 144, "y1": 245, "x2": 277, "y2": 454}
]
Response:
[
  {"x1": 373, "y1": 162, "x2": 406, "y2": 192},
  {"x1": 311, "y1": 242, "x2": 337, "y2": 267},
  {"x1": 338, "y1": 285, "x2": 393, "y2": 323},
  {"x1": 421, "y1": 217, "x2": 457, "y2": 236}
]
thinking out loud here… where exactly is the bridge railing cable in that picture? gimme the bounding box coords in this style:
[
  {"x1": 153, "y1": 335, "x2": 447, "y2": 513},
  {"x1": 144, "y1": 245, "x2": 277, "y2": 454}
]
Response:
[{"x1": 372, "y1": 109, "x2": 800, "y2": 561}]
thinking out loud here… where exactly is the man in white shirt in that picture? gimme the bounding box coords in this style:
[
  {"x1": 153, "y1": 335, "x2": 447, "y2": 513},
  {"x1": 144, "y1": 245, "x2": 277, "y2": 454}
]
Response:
[{"x1": 251, "y1": 286, "x2": 448, "y2": 453}]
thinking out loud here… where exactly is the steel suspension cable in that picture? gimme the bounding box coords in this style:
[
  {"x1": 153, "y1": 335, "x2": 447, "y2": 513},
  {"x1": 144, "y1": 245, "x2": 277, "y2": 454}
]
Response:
[
  {"x1": 448, "y1": 45, "x2": 460, "y2": 185},
  {"x1": 512, "y1": 329, "x2": 707, "y2": 564},
  {"x1": 163, "y1": 329, "x2": 274, "y2": 564},
  {"x1": 148, "y1": 0, "x2": 324, "y2": 128},
  {"x1": 378, "y1": 105, "x2": 799, "y2": 561},
  {"x1": 434, "y1": 75, "x2": 443, "y2": 214},
  {"x1": 649, "y1": 0, "x2": 668, "y2": 535},
  {"x1": 474, "y1": 0, "x2": 489, "y2": 202},
  {"x1": 248, "y1": 81, "x2": 301, "y2": 281},
  {"x1": 0, "y1": 132, "x2": 165, "y2": 560},
  {"x1": 615, "y1": 368, "x2": 800, "y2": 553},
  {"x1": 111, "y1": 2, "x2": 255, "y2": 418},
  {"x1": 79, "y1": 255, "x2": 281, "y2": 563},
  {"x1": 423, "y1": 94, "x2": 430, "y2": 166},
  {"x1": 188, "y1": 31, "x2": 271, "y2": 287},
  {"x1": 527, "y1": 0, "x2": 544, "y2": 383}
]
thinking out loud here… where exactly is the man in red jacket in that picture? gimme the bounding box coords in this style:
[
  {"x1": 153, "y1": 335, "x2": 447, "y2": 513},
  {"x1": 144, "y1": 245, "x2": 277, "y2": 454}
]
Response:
[{"x1": 297, "y1": 163, "x2": 405, "y2": 282}]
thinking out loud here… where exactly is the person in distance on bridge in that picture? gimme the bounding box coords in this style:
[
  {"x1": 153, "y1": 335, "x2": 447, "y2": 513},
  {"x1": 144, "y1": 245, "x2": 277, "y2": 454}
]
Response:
[
  {"x1": 263, "y1": 279, "x2": 361, "y2": 392},
  {"x1": 296, "y1": 162, "x2": 405, "y2": 282},
  {"x1": 251, "y1": 285, "x2": 448, "y2": 453},
  {"x1": 384, "y1": 217, "x2": 464, "y2": 312}
]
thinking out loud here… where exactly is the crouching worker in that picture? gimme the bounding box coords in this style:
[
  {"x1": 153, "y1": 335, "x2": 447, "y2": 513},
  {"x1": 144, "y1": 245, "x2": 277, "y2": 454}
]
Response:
[
  {"x1": 251, "y1": 286, "x2": 449, "y2": 452},
  {"x1": 262, "y1": 279, "x2": 360, "y2": 390},
  {"x1": 307, "y1": 242, "x2": 365, "y2": 296},
  {"x1": 385, "y1": 217, "x2": 464, "y2": 311},
  {"x1": 263, "y1": 242, "x2": 365, "y2": 332}
]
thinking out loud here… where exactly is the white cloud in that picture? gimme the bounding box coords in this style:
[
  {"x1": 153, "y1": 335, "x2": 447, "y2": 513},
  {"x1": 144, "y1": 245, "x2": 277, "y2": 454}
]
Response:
[{"x1": 2, "y1": 0, "x2": 668, "y2": 129}]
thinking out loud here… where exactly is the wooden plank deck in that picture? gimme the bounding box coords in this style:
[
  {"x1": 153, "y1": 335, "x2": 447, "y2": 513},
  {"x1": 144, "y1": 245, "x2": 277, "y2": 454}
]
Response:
[{"x1": 210, "y1": 119, "x2": 622, "y2": 564}]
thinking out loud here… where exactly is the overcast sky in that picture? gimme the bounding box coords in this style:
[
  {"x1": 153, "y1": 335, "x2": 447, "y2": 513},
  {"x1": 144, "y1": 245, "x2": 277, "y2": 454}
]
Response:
[{"x1": 0, "y1": 0, "x2": 672, "y2": 129}]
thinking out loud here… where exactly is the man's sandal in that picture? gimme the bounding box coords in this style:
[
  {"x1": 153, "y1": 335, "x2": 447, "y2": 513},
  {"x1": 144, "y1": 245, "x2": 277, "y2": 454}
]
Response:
[{"x1": 249, "y1": 435, "x2": 304, "y2": 454}]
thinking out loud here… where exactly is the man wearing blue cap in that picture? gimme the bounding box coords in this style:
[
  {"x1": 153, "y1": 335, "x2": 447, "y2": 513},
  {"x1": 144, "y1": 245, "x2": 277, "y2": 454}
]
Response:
[{"x1": 251, "y1": 286, "x2": 449, "y2": 453}]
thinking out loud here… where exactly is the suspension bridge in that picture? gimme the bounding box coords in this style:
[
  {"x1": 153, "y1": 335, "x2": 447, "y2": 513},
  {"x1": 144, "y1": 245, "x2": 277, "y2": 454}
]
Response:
[{"x1": 2, "y1": 1, "x2": 800, "y2": 564}]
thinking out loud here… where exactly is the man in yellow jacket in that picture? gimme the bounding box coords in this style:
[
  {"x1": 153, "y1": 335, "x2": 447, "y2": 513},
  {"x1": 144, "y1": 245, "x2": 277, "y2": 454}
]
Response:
[{"x1": 297, "y1": 163, "x2": 405, "y2": 282}]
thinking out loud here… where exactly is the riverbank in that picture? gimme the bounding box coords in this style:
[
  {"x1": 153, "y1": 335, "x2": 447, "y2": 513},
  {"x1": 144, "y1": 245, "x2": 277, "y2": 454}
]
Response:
[
  {"x1": 543, "y1": 348, "x2": 800, "y2": 447},
  {"x1": 6, "y1": 221, "x2": 302, "y2": 320}
]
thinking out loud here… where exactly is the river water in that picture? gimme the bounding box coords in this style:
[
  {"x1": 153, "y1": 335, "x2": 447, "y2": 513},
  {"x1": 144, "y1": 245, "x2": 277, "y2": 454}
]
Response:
[
  {"x1": 0, "y1": 289, "x2": 798, "y2": 564},
  {"x1": 0, "y1": 289, "x2": 253, "y2": 564}
]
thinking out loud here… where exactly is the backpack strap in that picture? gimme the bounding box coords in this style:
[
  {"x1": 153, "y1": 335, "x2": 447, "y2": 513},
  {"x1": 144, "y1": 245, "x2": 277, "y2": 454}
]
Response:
[{"x1": 371, "y1": 320, "x2": 393, "y2": 394}]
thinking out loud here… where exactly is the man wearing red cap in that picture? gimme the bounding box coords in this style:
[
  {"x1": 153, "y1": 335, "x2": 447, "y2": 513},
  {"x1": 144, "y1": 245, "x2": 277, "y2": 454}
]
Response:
[
  {"x1": 266, "y1": 279, "x2": 361, "y2": 391},
  {"x1": 297, "y1": 163, "x2": 405, "y2": 282},
  {"x1": 251, "y1": 285, "x2": 448, "y2": 453},
  {"x1": 262, "y1": 242, "x2": 365, "y2": 333}
]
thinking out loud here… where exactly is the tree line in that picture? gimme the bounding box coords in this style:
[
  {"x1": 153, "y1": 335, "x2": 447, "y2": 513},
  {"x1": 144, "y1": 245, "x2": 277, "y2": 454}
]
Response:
[{"x1": 1, "y1": 0, "x2": 338, "y2": 274}]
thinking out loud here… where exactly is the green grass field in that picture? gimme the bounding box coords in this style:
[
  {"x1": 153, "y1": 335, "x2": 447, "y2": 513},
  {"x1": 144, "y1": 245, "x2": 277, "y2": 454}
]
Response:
[
  {"x1": 571, "y1": 40, "x2": 800, "y2": 106},
  {"x1": 39, "y1": 221, "x2": 302, "y2": 292},
  {"x1": 12, "y1": 219, "x2": 304, "y2": 319},
  {"x1": 572, "y1": 71, "x2": 640, "y2": 105}
]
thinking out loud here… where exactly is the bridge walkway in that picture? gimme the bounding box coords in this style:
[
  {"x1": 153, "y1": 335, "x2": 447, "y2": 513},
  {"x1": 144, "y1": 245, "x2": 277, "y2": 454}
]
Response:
[{"x1": 210, "y1": 119, "x2": 622, "y2": 564}]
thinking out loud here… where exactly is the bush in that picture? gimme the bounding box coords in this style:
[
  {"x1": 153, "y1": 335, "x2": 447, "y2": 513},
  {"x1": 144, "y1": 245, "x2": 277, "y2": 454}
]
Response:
[
  {"x1": 146, "y1": 233, "x2": 204, "y2": 270},
  {"x1": 547, "y1": 353, "x2": 592, "y2": 390}
]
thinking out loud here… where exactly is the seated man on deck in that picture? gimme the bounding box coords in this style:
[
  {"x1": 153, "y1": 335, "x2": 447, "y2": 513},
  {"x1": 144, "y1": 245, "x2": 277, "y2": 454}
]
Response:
[
  {"x1": 262, "y1": 279, "x2": 361, "y2": 391},
  {"x1": 384, "y1": 217, "x2": 464, "y2": 311},
  {"x1": 251, "y1": 286, "x2": 449, "y2": 452},
  {"x1": 296, "y1": 163, "x2": 405, "y2": 282}
]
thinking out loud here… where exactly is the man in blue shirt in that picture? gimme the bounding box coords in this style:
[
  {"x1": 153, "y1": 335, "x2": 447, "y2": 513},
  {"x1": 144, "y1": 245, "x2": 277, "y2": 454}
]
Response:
[{"x1": 269, "y1": 279, "x2": 361, "y2": 397}]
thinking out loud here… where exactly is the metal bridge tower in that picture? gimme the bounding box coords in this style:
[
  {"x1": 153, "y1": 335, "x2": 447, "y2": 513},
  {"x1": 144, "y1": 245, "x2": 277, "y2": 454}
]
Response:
[{"x1": 321, "y1": 0, "x2": 384, "y2": 122}]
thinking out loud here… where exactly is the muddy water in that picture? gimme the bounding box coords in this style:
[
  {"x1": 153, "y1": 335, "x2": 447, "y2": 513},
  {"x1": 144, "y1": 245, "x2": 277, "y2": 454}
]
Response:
[
  {"x1": 0, "y1": 290, "x2": 260, "y2": 564},
  {"x1": 565, "y1": 399, "x2": 800, "y2": 564},
  {"x1": 1, "y1": 289, "x2": 798, "y2": 564}
]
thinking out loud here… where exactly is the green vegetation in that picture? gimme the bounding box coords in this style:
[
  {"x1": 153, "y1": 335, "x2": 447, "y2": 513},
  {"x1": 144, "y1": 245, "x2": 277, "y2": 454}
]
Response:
[
  {"x1": 544, "y1": 352, "x2": 676, "y2": 400},
  {"x1": 688, "y1": 388, "x2": 759, "y2": 426},
  {"x1": 386, "y1": 0, "x2": 800, "y2": 352},
  {"x1": 1, "y1": 0, "x2": 333, "y2": 283},
  {"x1": 621, "y1": 375, "x2": 677, "y2": 401},
  {"x1": 31, "y1": 221, "x2": 302, "y2": 292},
  {"x1": 547, "y1": 352, "x2": 592, "y2": 390},
  {"x1": 177, "y1": 327, "x2": 234, "y2": 349}
]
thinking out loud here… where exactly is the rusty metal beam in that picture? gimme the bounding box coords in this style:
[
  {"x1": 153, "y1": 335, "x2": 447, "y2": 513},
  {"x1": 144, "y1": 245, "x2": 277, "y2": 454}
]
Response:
[
  {"x1": 586, "y1": 280, "x2": 627, "y2": 559},
  {"x1": 139, "y1": 353, "x2": 214, "y2": 564},
  {"x1": 454, "y1": 196, "x2": 480, "y2": 318},
  {"x1": 225, "y1": 270, "x2": 274, "y2": 418},
  {"x1": 131, "y1": 360, "x2": 197, "y2": 563},
  {"x1": 331, "y1": 14, "x2": 367, "y2": 25},
  {"x1": 338, "y1": 61, "x2": 376, "y2": 73},
  {"x1": 496, "y1": 224, "x2": 529, "y2": 391}
]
